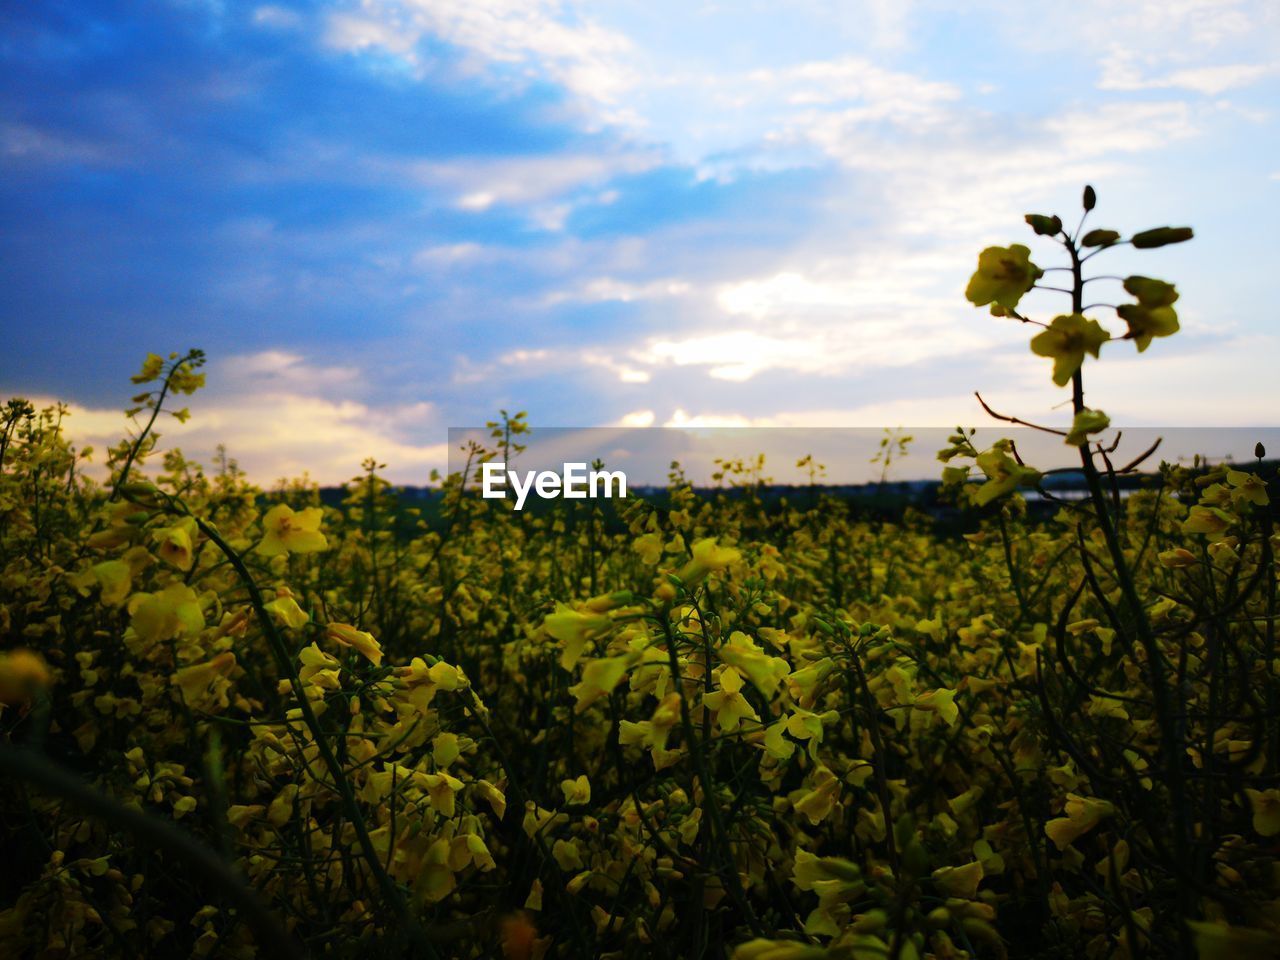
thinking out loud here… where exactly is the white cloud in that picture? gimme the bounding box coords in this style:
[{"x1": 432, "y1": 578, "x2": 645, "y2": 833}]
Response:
[
  {"x1": 324, "y1": 0, "x2": 638, "y2": 116},
  {"x1": 616, "y1": 409, "x2": 655, "y2": 427},
  {"x1": 1042, "y1": 101, "x2": 1198, "y2": 157},
  {"x1": 413, "y1": 242, "x2": 488, "y2": 266},
  {"x1": 645, "y1": 331, "x2": 825, "y2": 382},
  {"x1": 631, "y1": 248, "x2": 988, "y2": 382},
  {"x1": 581, "y1": 351, "x2": 652, "y2": 383},
  {"x1": 663, "y1": 408, "x2": 756, "y2": 428},
  {"x1": 1099, "y1": 58, "x2": 1276, "y2": 95},
  {"x1": 542, "y1": 276, "x2": 692, "y2": 306},
  {"x1": 396, "y1": 151, "x2": 661, "y2": 213},
  {"x1": 750, "y1": 57, "x2": 960, "y2": 115},
  {"x1": 452, "y1": 345, "x2": 651, "y2": 385},
  {"x1": 234, "y1": 350, "x2": 362, "y2": 384}
]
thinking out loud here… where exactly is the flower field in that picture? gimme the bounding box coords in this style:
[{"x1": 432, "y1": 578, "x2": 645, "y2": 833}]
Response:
[{"x1": 2, "y1": 194, "x2": 1278, "y2": 959}]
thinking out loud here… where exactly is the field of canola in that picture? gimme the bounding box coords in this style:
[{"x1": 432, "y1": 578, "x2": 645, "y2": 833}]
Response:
[{"x1": 1, "y1": 192, "x2": 1278, "y2": 960}]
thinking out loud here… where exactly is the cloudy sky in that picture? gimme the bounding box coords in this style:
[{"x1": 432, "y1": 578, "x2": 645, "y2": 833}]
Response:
[{"x1": 2, "y1": 0, "x2": 1278, "y2": 483}]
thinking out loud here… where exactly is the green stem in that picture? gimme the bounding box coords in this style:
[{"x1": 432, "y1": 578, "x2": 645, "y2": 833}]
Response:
[
  {"x1": 658, "y1": 605, "x2": 764, "y2": 938},
  {"x1": 191, "y1": 515, "x2": 434, "y2": 957}
]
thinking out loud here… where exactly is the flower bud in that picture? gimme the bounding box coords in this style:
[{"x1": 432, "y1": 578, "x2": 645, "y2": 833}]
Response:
[
  {"x1": 1081, "y1": 229, "x2": 1119, "y2": 247},
  {"x1": 1130, "y1": 226, "x2": 1193, "y2": 248},
  {"x1": 1024, "y1": 213, "x2": 1062, "y2": 236}
]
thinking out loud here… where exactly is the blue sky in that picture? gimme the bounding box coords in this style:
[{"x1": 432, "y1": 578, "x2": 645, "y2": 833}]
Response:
[{"x1": 2, "y1": 0, "x2": 1278, "y2": 483}]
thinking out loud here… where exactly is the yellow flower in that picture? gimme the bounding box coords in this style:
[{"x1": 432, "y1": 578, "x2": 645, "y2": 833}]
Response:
[
  {"x1": 414, "y1": 838, "x2": 456, "y2": 904},
  {"x1": 1244, "y1": 788, "x2": 1280, "y2": 837},
  {"x1": 703, "y1": 667, "x2": 760, "y2": 732},
  {"x1": 131, "y1": 352, "x2": 165, "y2": 383},
  {"x1": 476, "y1": 779, "x2": 507, "y2": 819},
  {"x1": 1030, "y1": 314, "x2": 1110, "y2": 387},
  {"x1": 0, "y1": 649, "x2": 52, "y2": 706},
  {"x1": 543, "y1": 603, "x2": 611, "y2": 670},
  {"x1": 763, "y1": 720, "x2": 796, "y2": 760},
  {"x1": 433, "y1": 732, "x2": 461, "y2": 767},
  {"x1": 1227, "y1": 469, "x2": 1269, "y2": 507},
  {"x1": 394, "y1": 657, "x2": 467, "y2": 713},
  {"x1": 948, "y1": 785, "x2": 984, "y2": 816},
  {"x1": 1087, "y1": 694, "x2": 1129, "y2": 720},
  {"x1": 1065, "y1": 409, "x2": 1110, "y2": 447},
  {"x1": 633, "y1": 532, "x2": 664, "y2": 565},
  {"x1": 965, "y1": 244, "x2": 1042, "y2": 310},
  {"x1": 267, "y1": 783, "x2": 299, "y2": 827},
  {"x1": 785, "y1": 659, "x2": 834, "y2": 705},
  {"x1": 619, "y1": 693, "x2": 682, "y2": 753},
  {"x1": 793, "y1": 766, "x2": 841, "y2": 825},
  {"x1": 1117, "y1": 275, "x2": 1179, "y2": 352},
  {"x1": 678, "y1": 538, "x2": 741, "y2": 585},
  {"x1": 1045, "y1": 794, "x2": 1115, "y2": 850},
  {"x1": 298, "y1": 643, "x2": 341, "y2": 683},
  {"x1": 1159, "y1": 548, "x2": 1198, "y2": 568},
  {"x1": 153, "y1": 517, "x2": 198, "y2": 571},
  {"x1": 225, "y1": 804, "x2": 265, "y2": 828},
  {"x1": 172, "y1": 652, "x2": 237, "y2": 708},
  {"x1": 1182, "y1": 505, "x2": 1233, "y2": 536},
  {"x1": 569, "y1": 656, "x2": 630, "y2": 713},
  {"x1": 973, "y1": 443, "x2": 1040, "y2": 506},
  {"x1": 422, "y1": 771, "x2": 464, "y2": 817},
  {"x1": 1117, "y1": 303, "x2": 1179, "y2": 352},
  {"x1": 168, "y1": 364, "x2": 205, "y2": 394},
  {"x1": 91, "y1": 559, "x2": 133, "y2": 606},
  {"x1": 258, "y1": 504, "x2": 328, "y2": 557},
  {"x1": 264, "y1": 588, "x2": 310, "y2": 629},
  {"x1": 327, "y1": 623, "x2": 383, "y2": 666},
  {"x1": 973, "y1": 838, "x2": 1005, "y2": 875},
  {"x1": 914, "y1": 687, "x2": 959, "y2": 726},
  {"x1": 932, "y1": 860, "x2": 983, "y2": 899},
  {"x1": 719, "y1": 631, "x2": 790, "y2": 697},
  {"x1": 129, "y1": 583, "x2": 204, "y2": 645},
  {"x1": 561, "y1": 775, "x2": 590, "y2": 806}
]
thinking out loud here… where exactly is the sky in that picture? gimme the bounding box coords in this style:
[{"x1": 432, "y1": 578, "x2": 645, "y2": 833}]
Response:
[{"x1": 1, "y1": 0, "x2": 1278, "y2": 484}]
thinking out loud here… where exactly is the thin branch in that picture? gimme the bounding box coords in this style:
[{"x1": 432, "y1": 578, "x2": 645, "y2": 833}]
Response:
[{"x1": 975, "y1": 392, "x2": 1068, "y2": 436}]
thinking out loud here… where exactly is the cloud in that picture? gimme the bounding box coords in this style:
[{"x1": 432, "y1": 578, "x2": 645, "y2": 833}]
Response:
[
  {"x1": 615, "y1": 409, "x2": 655, "y2": 427},
  {"x1": 628, "y1": 248, "x2": 986, "y2": 382},
  {"x1": 35, "y1": 352, "x2": 445, "y2": 486},
  {"x1": 233, "y1": 350, "x2": 362, "y2": 384},
  {"x1": 1099, "y1": 59, "x2": 1276, "y2": 95},
  {"x1": 452, "y1": 345, "x2": 652, "y2": 385},
  {"x1": 541, "y1": 275, "x2": 692, "y2": 305},
  {"x1": 751, "y1": 56, "x2": 961, "y2": 117},
  {"x1": 393, "y1": 150, "x2": 663, "y2": 217},
  {"x1": 324, "y1": 0, "x2": 638, "y2": 116},
  {"x1": 6, "y1": 0, "x2": 1279, "y2": 469}
]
